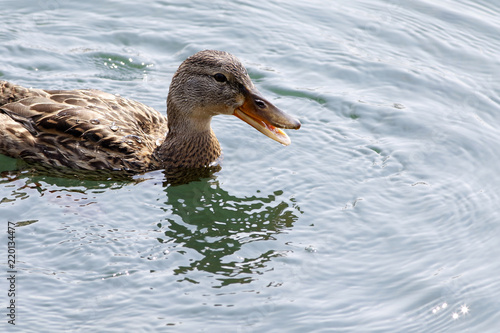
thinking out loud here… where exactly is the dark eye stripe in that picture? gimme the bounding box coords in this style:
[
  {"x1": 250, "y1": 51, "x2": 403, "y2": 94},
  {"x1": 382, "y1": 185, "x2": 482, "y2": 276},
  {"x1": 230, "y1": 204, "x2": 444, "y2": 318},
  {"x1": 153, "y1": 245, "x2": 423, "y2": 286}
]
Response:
[{"x1": 214, "y1": 73, "x2": 227, "y2": 83}]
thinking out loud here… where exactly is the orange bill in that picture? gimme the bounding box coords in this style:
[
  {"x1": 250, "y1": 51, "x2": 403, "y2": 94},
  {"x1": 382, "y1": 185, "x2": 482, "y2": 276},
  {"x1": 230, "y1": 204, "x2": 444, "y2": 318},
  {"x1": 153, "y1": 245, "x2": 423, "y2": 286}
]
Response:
[{"x1": 234, "y1": 88, "x2": 300, "y2": 145}]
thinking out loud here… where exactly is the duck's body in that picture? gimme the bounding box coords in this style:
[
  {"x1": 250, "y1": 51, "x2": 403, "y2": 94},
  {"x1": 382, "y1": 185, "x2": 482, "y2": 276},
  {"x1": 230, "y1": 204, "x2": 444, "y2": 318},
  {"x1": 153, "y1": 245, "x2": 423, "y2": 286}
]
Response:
[
  {"x1": 0, "y1": 83, "x2": 169, "y2": 171},
  {"x1": 0, "y1": 50, "x2": 300, "y2": 174}
]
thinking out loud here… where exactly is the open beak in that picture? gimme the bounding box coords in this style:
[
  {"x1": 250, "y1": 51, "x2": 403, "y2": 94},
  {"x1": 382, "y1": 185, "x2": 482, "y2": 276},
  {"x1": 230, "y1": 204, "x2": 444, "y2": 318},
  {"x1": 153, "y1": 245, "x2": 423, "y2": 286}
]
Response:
[{"x1": 233, "y1": 87, "x2": 301, "y2": 145}]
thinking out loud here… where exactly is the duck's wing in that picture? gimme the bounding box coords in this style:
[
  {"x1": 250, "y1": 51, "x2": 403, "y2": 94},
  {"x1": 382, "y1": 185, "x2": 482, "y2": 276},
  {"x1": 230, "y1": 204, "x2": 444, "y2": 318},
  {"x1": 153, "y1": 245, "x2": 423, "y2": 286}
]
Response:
[{"x1": 0, "y1": 81, "x2": 168, "y2": 171}]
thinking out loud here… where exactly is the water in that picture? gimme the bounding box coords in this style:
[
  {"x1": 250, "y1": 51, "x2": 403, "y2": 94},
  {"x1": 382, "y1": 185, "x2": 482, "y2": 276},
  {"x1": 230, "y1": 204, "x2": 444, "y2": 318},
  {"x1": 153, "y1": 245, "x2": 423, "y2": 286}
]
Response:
[{"x1": 1, "y1": 0, "x2": 500, "y2": 331}]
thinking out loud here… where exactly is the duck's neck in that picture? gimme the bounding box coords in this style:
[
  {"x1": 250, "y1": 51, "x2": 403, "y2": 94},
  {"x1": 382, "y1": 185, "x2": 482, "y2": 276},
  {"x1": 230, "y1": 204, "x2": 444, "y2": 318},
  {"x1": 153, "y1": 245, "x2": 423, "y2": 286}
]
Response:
[{"x1": 155, "y1": 107, "x2": 221, "y2": 169}]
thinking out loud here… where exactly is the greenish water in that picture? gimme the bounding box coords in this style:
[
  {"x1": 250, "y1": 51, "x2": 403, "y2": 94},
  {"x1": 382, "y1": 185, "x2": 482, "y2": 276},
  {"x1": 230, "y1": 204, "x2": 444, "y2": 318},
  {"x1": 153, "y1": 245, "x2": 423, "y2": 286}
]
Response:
[{"x1": 1, "y1": 0, "x2": 500, "y2": 332}]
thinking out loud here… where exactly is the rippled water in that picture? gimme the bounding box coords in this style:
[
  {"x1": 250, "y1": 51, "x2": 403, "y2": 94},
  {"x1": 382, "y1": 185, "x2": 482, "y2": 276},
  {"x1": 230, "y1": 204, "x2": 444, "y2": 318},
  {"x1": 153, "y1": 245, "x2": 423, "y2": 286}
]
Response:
[{"x1": 1, "y1": 0, "x2": 500, "y2": 332}]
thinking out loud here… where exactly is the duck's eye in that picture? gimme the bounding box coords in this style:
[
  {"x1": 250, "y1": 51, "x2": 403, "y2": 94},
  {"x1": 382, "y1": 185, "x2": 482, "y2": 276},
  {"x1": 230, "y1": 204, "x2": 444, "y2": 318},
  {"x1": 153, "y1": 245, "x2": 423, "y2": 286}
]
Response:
[{"x1": 214, "y1": 73, "x2": 227, "y2": 83}]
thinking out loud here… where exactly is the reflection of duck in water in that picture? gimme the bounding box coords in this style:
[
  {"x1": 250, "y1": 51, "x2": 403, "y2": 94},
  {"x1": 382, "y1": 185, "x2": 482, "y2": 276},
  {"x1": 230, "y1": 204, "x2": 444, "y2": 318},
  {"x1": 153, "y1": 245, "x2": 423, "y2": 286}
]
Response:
[
  {"x1": 159, "y1": 179, "x2": 301, "y2": 286},
  {"x1": 0, "y1": 50, "x2": 300, "y2": 173}
]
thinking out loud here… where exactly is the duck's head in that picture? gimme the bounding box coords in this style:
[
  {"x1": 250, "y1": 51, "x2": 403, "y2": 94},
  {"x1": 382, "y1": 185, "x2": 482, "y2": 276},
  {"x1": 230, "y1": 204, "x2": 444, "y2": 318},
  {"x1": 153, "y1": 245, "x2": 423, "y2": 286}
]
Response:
[{"x1": 166, "y1": 50, "x2": 300, "y2": 145}]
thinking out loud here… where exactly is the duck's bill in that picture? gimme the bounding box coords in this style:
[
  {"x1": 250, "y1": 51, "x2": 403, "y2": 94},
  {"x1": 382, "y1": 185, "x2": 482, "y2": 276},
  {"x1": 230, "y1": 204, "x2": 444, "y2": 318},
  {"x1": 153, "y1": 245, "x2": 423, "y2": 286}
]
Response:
[{"x1": 234, "y1": 89, "x2": 300, "y2": 146}]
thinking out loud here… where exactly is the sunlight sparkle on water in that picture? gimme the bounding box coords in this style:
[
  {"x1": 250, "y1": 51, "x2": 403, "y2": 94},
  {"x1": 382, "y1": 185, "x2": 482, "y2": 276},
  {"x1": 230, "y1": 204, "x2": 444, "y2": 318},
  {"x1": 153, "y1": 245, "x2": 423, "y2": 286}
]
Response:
[{"x1": 432, "y1": 302, "x2": 448, "y2": 314}]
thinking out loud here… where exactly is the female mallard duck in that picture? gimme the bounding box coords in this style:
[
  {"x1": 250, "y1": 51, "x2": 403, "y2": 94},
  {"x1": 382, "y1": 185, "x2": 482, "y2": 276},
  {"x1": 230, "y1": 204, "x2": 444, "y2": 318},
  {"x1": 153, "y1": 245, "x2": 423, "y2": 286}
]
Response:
[{"x1": 0, "y1": 50, "x2": 300, "y2": 173}]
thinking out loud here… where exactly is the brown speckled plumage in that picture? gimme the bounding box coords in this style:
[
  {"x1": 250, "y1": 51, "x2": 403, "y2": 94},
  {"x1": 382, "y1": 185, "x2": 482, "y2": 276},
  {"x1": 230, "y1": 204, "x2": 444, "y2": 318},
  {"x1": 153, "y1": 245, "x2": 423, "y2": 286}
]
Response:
[
  {"x1": 0, "y1": 50, "x2": 300, "y2": 175},
  {"x1": 0, "y1": 82, "x2": 167, "y2": 171}
]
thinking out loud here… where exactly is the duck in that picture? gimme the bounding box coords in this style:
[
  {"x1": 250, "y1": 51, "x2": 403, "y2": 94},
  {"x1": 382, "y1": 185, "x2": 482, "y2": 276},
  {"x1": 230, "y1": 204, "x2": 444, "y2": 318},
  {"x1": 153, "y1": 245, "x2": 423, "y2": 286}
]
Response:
[{"x1": 0, "y1": 50, "x2": 300, "y2": 174}]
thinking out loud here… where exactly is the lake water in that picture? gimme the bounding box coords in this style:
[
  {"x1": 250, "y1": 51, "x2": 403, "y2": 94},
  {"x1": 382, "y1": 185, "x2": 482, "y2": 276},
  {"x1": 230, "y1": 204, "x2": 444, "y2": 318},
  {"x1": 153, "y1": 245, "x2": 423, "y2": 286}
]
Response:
[{"x1": 1, "y1": 0, "x2": 500, "y2": 331}]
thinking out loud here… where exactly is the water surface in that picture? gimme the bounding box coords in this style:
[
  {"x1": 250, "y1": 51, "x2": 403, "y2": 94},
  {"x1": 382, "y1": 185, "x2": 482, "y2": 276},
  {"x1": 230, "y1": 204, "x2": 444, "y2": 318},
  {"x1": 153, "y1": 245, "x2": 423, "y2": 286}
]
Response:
[{"x1": 1, "y1": 0, "x2": 500, "y2": 332}]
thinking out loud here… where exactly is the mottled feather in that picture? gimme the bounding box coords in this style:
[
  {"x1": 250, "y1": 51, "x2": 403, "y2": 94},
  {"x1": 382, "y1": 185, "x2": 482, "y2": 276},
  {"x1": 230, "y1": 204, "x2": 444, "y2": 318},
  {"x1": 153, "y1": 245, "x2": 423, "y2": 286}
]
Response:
[{"x1": 0, "y1": 81, "x2": 168, "y2": 171}]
